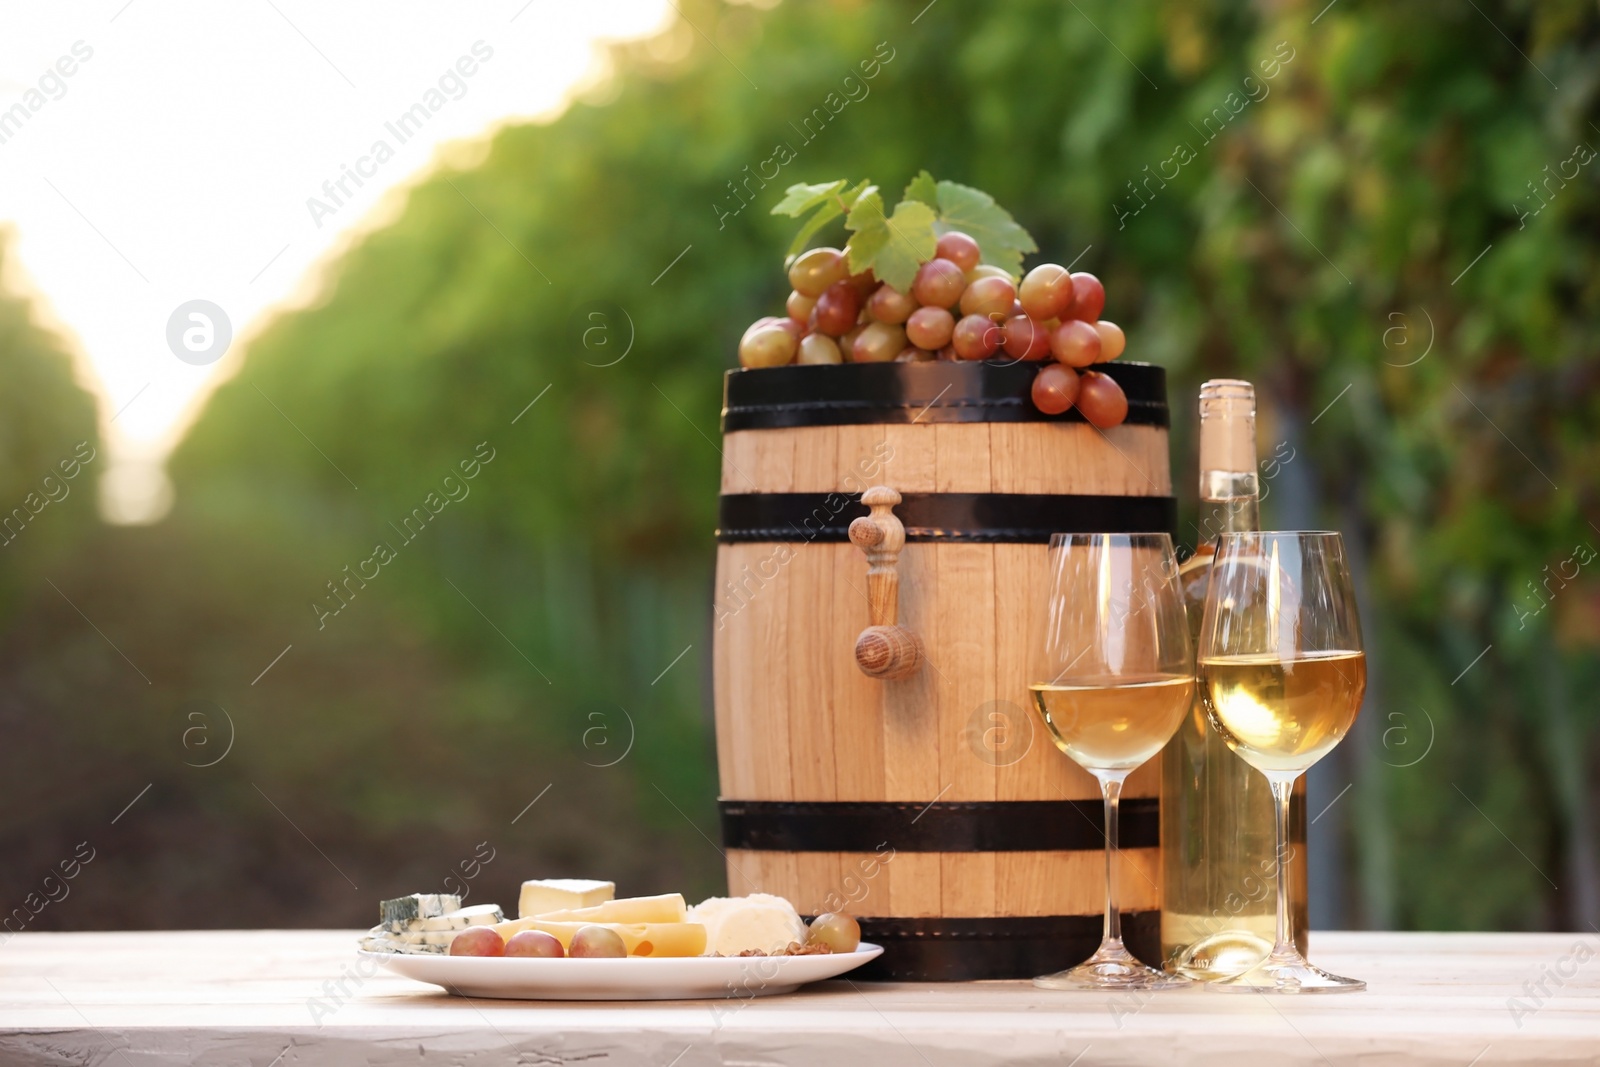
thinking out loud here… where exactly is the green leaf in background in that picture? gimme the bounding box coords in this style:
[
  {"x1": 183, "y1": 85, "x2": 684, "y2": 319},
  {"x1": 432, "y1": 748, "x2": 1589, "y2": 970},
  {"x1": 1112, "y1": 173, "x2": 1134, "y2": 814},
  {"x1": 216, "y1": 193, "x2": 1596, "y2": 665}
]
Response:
[
  {"x1": 934, "y1": 179, "x2": 1037, "y2": 275},
  {"x1": 903, "y1": 169, "x2": 937, "y2": 207},
  {"x1": 846, "y1": 188, "x2": 937, "y2": 292}
]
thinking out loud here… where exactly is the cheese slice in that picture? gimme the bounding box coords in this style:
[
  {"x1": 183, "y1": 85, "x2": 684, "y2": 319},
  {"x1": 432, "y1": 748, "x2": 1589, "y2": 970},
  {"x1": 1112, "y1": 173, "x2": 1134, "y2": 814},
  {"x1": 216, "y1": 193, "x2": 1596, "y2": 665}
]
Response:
[
  {"x1": 535, "y1": 893, "x2": 685, "y2": 924},
  {"x1": 489, "y1": 918, "x2": 706, "y2": 958},
  {"x1": 518, "y1": 879, "x2": 614, "y2": 918}
]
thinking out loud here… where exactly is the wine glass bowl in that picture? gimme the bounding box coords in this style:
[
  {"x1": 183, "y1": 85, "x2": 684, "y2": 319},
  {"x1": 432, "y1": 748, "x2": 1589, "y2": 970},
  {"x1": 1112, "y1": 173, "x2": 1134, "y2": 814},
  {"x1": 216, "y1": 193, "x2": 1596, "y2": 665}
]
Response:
[
  {"x1": 1198, "y1": 531, "x2": 1367, "y2": 993},
  {"x1": 1028, "y1": 532, "x2": 1193, "y2": 991}
]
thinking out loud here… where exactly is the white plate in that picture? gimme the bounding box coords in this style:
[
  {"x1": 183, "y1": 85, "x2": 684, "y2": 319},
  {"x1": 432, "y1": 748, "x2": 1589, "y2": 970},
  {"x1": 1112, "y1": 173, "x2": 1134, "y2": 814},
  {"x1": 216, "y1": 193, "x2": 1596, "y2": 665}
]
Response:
[{"x1": 362, "y1": 943, "x2": 884, "y2": 1001}]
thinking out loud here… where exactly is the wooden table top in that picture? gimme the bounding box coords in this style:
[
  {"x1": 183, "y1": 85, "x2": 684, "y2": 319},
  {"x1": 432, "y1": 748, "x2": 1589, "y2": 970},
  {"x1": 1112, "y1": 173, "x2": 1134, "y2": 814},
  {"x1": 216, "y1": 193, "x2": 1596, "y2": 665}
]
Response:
[{"x1": 3, "y1": 930, "x2": 1597, "y2": 1065}]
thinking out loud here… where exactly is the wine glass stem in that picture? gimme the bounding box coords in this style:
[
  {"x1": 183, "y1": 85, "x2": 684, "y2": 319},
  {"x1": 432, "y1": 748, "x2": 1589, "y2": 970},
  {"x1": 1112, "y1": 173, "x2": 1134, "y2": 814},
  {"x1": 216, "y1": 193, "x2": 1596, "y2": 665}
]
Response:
[
  {"x1": 1268, "y1": 772, "x2": 1298, "y2": 957},
  {"x1": 1096, "y1": 771, "x2": 1129, "y2": 948}
]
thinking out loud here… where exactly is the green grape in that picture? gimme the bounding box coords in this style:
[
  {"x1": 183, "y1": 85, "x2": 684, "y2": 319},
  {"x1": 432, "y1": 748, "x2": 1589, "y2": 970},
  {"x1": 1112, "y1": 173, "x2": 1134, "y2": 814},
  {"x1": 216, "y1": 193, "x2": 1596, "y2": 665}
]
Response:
[
  {"x1": 850, "y1": 322, "x2": 906, "y2": 363},
  {"x1": 788, "y1": 248, "x2": 849, "y2": 298},
  {"x1": 798, "y1": 333, "x2": 843, "y2": 365},
  {"x1": 805, "y1": 913, "x2": 861, "y2": 953},
  {"x1": 569, "y1": 925, "x2": 627, "y2": 958},
  {"x1": 739, "y1": 324, "x2": 799, "y2": 368}
]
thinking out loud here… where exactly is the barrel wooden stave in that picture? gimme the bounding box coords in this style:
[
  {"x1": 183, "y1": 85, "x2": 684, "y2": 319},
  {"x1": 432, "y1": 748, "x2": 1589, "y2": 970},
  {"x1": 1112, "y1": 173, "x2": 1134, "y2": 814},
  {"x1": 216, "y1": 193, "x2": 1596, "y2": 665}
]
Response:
[
  {"x1": 726, "y1": 848, "x2": 1160, "y2": 919},
  {"x1": 720, "y1": 422, "x2": 1171, "y2": 496}
]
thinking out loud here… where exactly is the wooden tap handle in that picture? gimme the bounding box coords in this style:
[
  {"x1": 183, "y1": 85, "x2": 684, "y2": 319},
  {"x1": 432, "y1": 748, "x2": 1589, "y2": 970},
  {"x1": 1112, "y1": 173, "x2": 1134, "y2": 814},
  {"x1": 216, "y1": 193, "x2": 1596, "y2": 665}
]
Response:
[{"x1": 847, "y1": 487, "x2": 923, "y2": 680}]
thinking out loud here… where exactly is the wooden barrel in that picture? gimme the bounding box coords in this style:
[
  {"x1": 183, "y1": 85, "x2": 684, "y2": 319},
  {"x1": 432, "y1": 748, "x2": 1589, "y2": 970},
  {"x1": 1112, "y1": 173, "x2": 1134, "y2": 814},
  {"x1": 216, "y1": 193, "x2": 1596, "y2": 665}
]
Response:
[{"x1": 712, "y1": 361, "x2": 1174, "y2": 980}]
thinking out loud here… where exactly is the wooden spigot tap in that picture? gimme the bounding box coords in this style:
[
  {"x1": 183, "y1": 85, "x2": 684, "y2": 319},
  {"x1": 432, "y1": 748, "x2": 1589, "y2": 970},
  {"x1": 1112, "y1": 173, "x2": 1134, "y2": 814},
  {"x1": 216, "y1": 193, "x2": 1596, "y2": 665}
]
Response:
[{"x1": 846, "y1": 486, "x2": 924, "y2": 680}]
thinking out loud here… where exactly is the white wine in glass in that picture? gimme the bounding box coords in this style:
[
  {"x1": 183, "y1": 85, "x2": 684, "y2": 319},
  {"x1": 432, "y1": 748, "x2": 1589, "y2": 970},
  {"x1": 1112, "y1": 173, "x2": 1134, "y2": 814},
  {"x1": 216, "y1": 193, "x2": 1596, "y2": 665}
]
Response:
[
  {"x1": 1030, "y1": 532, "x2": 1193, "y2": 992},
  {"x1": 1199, "y1": 531, "x2": 1367, "y2": 993}
]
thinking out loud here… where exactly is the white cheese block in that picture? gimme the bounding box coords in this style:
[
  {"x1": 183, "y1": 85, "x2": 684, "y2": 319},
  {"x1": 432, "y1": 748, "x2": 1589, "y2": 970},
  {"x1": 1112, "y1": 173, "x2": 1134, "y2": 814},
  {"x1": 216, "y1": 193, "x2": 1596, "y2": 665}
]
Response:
[
  {"x1": 384, "y1": 903, "x2": 503, "y2": 933},
  {"x1": 689, "y1": 893, "x2": 806, "y2": 956},
  {"x1": 518, "y1": 879, "x2": 614, "y2": 919}
]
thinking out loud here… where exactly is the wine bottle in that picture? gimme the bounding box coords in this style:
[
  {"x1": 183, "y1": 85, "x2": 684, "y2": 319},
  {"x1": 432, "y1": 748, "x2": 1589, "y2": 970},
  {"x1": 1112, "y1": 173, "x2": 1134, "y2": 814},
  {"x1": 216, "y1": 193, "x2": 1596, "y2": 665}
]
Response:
[{"x1": 1159, "y1": 379, "x2": 1309, "y2": 979}]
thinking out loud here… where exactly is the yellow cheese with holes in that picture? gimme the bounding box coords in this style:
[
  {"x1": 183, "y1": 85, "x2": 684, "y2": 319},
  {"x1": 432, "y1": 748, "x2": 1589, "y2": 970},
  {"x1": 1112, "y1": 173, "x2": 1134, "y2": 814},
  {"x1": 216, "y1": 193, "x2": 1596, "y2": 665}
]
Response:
[
  {"x1": 535, "y1": 893, "x2": 686, "y2": 924},
  {"x1": 489, "y1": 918, "x2": 706, "y2": 958}
]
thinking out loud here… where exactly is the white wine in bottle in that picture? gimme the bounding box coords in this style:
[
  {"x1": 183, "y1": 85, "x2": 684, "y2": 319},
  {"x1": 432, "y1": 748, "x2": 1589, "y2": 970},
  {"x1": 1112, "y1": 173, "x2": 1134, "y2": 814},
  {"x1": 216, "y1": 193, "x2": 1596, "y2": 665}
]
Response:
[{"x1": 1160, "y1": 380, "x2": 1308, "y2": 979}]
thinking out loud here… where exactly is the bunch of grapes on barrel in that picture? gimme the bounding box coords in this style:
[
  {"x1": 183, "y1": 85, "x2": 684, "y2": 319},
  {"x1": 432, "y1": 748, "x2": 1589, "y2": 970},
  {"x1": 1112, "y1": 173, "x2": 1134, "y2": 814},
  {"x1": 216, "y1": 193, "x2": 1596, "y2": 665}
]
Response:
[{"x1": 738, "y1": 172, "x2": 1132, "y2": 428}]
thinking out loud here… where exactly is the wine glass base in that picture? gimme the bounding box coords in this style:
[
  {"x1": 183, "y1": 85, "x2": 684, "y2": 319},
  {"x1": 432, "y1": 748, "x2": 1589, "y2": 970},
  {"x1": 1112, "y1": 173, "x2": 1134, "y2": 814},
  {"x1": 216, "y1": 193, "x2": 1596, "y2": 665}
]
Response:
[
  {"x1": 1034, "y1": 941, "x2": 1190, "y2": 992},
  {"x1": 1209, "y1": 950, "x2": 1365, "y2": 994}
]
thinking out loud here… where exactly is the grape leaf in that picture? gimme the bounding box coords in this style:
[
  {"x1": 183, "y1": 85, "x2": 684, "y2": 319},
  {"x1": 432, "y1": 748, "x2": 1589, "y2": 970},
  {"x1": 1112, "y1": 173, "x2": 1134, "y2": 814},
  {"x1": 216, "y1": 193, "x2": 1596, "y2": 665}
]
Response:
[
  {"x1": 776, "y1": 179, "x2": 870, "y2": 261},
  {"x1": 934, "y1": 180, "x2": 1037, "y2": 275},
  {"x1": 843, "y1": 187, "x2": 887, "y2": 271},
  {"x1": 846, "y1": 188, "x2": 937, "y2": 291},
  {"x1": 771, "y1": 180, "x2": 845, "y2": 218},
  {"x1": 903, "y1": 169, "x2": 937, "y2": 207}
]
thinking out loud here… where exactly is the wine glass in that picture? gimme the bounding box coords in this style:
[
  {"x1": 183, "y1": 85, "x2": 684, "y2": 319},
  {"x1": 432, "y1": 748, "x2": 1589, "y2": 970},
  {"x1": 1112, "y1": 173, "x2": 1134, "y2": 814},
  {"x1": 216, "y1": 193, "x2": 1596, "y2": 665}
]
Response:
[
  {"x1": 1199, "y1": 531, "x2": 1367, "y2": 993},
  {"x1": 1029, "y1": 532, "x2": 1193, "y2": 991}
]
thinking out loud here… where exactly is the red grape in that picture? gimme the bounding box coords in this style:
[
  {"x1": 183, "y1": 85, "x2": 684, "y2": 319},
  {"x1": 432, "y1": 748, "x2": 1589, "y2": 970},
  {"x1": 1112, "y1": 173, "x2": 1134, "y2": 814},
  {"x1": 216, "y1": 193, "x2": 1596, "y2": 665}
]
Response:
[
  {"x1": 1077, "y1": 370, "x2": 1129, "y2": 428},
  {"x1": 505, "y1": 930, "x2": 564, "y2": 958},
  {"x1": 867, "y1": 284, "x2": 918, "y2": 325},
  {"x1": 1069, "y1": 272, "x2": 1105, "y2": 321},
  {"x1": 797, "y1": 333, "x2": 843, "y2": 364},
  {"x1": 959, "y1": 276, "x2": 1016, "y2": 320},
  {"x1": 851, "y1": 322, "x2": 907, "y2": 363},
  {"x1": 1019, "y1": 264, "x2": 1076, "y2": 320},
  {"x1": 848, "y1": 268, "x2": 877, "y2": 297},
  {"x1": 911, "y1": 258, "x2": 966, "y2": 308},
  {"x1": 1031, "y1": 364, "x2": 1081, "y2": 416},
  {"x1": 935, "y1": 344, "x2": 960, "y2": 361},
  {"x1": 951, "y1": 314, "x2": 1002, "y2": 360},
  {"x1": 788, "y1": 248, "x2": 848, "y2": 297},
  {"x1": 739, "y1": 324, "x2": 799, "y2": 368},
  {"x1": 935, "y1": 231, "x2": 981, "y2": 273},
  {"x1": 1001, "y1": 315, "x2": 1052, "y2": 361},
  {"x1": 786, "y1": 291, "x2": 816, "y2": 323},
  {"x1": 895, "y1": 345, "x2": 936, "y2": 362},
  {"x1": 814, "y1": 281, "x2": 861, "y2": 336},
  {"x1": 1049, "y1": 319, "x2": 1102, "y2": 367},
  {"x1": 905, "y1": 306, "x2": 955, "y2": 350},
  {"x1": 449, "y1": 927, "x2": 505, "y2": 957}
]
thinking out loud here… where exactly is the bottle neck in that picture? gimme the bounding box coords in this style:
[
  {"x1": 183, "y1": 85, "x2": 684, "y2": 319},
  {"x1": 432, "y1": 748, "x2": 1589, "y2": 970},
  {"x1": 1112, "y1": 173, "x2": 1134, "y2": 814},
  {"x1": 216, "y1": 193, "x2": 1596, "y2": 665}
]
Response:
[{"x1": 1194, "y1": 469, "x2": 1260, "y2": 555}]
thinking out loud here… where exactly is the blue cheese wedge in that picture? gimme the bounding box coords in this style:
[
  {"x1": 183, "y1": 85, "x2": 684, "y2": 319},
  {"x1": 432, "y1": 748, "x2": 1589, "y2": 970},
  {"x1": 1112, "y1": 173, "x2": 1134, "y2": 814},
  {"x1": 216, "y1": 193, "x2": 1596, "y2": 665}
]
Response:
[
  {"x1": 379, "y1": 893, "x2": 461, "y2": 926},
  {"x1": 359, "y1": 934, "x2": 446, "y2": 955},
  {"x1": 518, "y1": 879, "x2": 614, "y2": 919},
  {"x1": 383, "y1": 903, "x2": 503, "y2": 934}
]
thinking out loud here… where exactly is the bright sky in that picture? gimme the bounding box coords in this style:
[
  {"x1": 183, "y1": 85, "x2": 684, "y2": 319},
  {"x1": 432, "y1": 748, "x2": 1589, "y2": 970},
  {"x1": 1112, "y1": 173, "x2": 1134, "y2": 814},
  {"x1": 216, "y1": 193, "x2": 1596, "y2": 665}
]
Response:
[{"x1": 0, "y1": 0, "x2": 673, "y2": 522}]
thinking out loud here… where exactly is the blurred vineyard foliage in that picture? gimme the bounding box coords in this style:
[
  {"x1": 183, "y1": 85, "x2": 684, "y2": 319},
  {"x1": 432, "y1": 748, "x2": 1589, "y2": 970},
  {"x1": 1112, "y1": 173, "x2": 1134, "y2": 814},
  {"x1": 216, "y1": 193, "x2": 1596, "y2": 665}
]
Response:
[{"x1": 2, "y1": 0, "x2": 1598, "y2": 932}]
